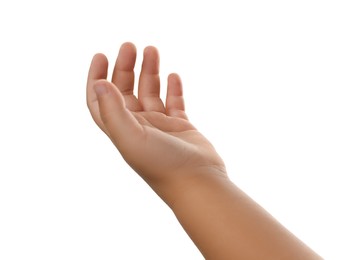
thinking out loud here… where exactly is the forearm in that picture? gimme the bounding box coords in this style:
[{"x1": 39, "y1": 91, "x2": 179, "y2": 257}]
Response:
[{"x1": 165, "y1": 171, "x2": 322, "y2": 260}]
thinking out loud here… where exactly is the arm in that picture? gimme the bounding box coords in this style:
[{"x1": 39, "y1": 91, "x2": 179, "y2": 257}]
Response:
[
  {"x1": 169, "y1": 170, "x2": 319, "y2": 259},
  {"x1": 86, "y1": 42, "x2": 322, "y2": 259}
]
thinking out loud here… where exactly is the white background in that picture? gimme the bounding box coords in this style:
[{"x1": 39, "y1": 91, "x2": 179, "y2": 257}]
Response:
[{"x1": 0, "y1": 0, "x2": 363, "y2": 259}]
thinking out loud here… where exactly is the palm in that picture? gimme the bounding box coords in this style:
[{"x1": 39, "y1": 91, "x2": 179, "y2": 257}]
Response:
[{"x1": 86, "y1": 43, "x2": 223, "y2": 180}]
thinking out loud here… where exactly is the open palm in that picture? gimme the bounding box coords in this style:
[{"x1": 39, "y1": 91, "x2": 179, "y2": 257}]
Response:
[{"x1": 86, "y1": 43, "x2": 225, "y2": 186}]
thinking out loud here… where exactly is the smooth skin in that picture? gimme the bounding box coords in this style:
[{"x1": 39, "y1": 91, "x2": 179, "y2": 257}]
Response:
[{"x1": 86, "y1": 42, "x2": 322, "y2": 260}]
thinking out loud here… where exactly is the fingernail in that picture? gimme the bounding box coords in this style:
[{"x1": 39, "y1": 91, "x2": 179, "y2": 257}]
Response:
[{"x1": 94, "y1": 84, "x2": 109, "y2": 96}]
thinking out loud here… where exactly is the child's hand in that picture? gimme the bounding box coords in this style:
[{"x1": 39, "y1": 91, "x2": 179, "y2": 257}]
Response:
[
  {"x1": 86, "y1": 42, "x2": 226, "y2": 201},
  {"x1": 86, "y1": 42, "x2": 322, "y2": 259}
]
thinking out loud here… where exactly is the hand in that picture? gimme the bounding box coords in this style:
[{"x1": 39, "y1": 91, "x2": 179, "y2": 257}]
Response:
[
  {"x1": 86, "y1": 43, "x2": 322, "y2": 260},
  {"x1": 86, "y1": 42, "x2": 226, "y2": 200}
]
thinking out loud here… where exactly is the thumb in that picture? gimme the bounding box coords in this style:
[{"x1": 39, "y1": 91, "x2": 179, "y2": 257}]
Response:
[{"x1": 94, "y1": 80, "x2": 142, "y2": 150}]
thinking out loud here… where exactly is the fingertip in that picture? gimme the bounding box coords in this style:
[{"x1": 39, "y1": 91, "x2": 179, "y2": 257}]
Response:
[
  {"x1": 121, "y1": 42, "x2": 136, "y2": 49},
  {"x1": 92, "y1": 52, "x2": 108, "y2": 61},
  {"x1": 93, "y1": 80, "x2": 121, "y2": 101},
  {"x1": 88, "y1": 54, "x2": 109, "y2": 81},
  {"x1": 144, "y1": 45, "x2": 158, "y2": 55},
  {"x1": 94, "y1": 78, "x2": 110, "y2": 88},
  {"x1": 90, "y1": 53, "x2": 109, "y2": 72},
  {"x1": 94, "y1": 82, "x2": 109, "y2": 97},
  {"x1": 119, "y1": 42, "x2": 137, "y2": 58},
  {"x1": 167, "y1": 73, "x2": 183, "y2": 96},
  {"x1": 168, "y1": 73, "x2": 181, "y2": 80},
  {"x1": 143, "y1": 46, "x2": 160, "y2": 66}
]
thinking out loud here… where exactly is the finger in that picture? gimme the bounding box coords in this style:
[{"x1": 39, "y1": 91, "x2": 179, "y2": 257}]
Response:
[
  {"x1": 138, "y1": 46, "x2": 165, "y2": 113},
  {"x1": 112, "y1": 42, "x2": 142, "y2": 111},
  {"x1": 112, "y1": 42, "x2": 136, "y2": 94},
  {"x1": 93, "y1": 80, "x2": 143, "y2": 155},
  {"x1": 166, "y1": 73, "x2": 188, "y2": 119},
  {"x1": 86, "y1": 53, "x2": 108, "y2": 130}
]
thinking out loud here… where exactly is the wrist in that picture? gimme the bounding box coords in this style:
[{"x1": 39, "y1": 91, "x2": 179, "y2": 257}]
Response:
[{"x1": 149, "y1": 165, "x2": 229, "y2": 210}]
